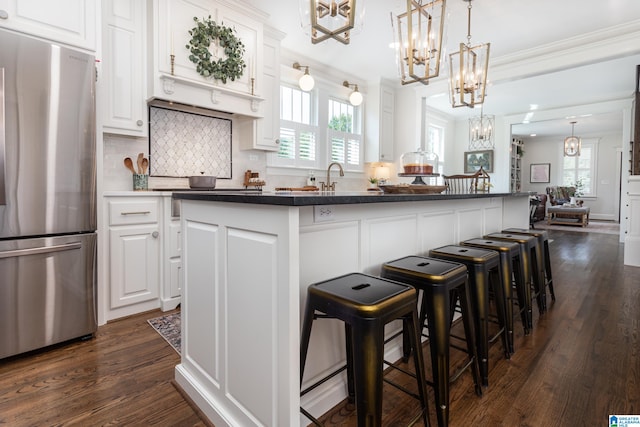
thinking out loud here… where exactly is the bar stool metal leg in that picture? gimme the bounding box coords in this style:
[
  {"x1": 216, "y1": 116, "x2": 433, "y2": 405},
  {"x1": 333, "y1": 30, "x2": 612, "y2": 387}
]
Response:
[
  {"x1": 502, "y1": 228, "x2": 556, "y2": 303},
  {"x1": 429, "y1": 245, "x2": 509, "y2": 388},
  {"x1": 300, "y1": 272, "x2": 430, "y2": 427},
  {"x1": 382, "y1": 256, "x2": 481, "y2": 427}
]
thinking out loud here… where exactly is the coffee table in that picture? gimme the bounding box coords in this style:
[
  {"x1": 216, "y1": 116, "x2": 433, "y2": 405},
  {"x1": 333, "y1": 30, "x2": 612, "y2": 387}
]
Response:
[{"x1": 547, "y1": 205, "x2": 590, "y2": 227}]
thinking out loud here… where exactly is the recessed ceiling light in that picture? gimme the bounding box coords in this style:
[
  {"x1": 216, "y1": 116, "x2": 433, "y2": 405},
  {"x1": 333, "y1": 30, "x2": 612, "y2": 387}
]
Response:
[
  {"x1": 530, "y1": 133, "x2": 537, "y2": 137},
  {"x1": 529, "y1": 104, "x2": 539, "y2": 110}
]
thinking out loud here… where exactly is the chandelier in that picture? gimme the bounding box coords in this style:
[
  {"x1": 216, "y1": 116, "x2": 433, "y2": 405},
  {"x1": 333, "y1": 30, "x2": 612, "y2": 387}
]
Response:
[
  {"x1": 448, "y1": 0, "x2": 490, "y2": 108},
  {"x1": 564, "y1": 121, "x2": 581, "y2": 156},
  {"x1": 301, "y1": 0, "x2": 364, "y2": 45},
  {"x1": 468, "y1": 106, "x2": 494, "y2": 150},
  {"x1": 392, "y1": 0, "x2": 446, "y2": 85}
]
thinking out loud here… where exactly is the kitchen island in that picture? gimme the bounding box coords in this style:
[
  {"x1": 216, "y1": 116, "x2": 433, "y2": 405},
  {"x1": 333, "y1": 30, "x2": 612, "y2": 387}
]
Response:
[{"x1": 172, "y1": 190, "x2": 529, "y2": 427}]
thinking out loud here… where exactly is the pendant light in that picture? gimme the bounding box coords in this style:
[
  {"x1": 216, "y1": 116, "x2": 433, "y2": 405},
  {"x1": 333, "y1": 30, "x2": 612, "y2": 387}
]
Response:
[
  {"x1": 300, "y1": 0, "x2": 365, "y2": 45},
  {"x1": 392, "y1": 0, "x2": 446, "y2": 86},
  {"x1": 448, "y1": 0, "x2": 490, "y2": 108},
  {"x1": 564, "y1": 121, "x2": 581, "y2": 156}
]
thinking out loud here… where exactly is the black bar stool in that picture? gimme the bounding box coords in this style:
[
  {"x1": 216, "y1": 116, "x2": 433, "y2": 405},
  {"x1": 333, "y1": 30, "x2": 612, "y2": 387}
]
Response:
[
  {"x1": 460, "y1": 238, "x2": 529, "y2": 353},
  {"x1": 300, "y1": 272, "x2": 430, "y2": 427},
  {"x1": 485, "y1": 232, "x2": 546, "y2": 316},
  {"x1": 428, "y1": 245, "x2": 510, "y2": 388},
  {"x1": 381, "y1": 256, "x2": 481, "y2": 427},
  {"x1": 502, "y1": 228, "x2": 556, "y2": 303}
]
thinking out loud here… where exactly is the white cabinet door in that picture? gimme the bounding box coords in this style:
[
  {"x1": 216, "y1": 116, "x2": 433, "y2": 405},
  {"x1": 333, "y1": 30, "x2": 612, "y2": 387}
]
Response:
[
  {"x1": 365, "y1": 82, "x2": 395, "y2": 162},
  {"x1": 109, "y1": 224, "x2": 160, "y2": 309},
  {"x1": 0, "y1": 0, "x2": 96, "y2": 51},
  {"x1": 239, "y1": 29, "x2": 282, "y2": 151},
  {"x1": 168, "y1": 218, "x2": 182, "y2": 299},
  {"x1": 379, "y1": 86, "x2": 395, "y2": 161},
  {"x1": 101, "y1": 0, "x2": 147, "y2": 136}
]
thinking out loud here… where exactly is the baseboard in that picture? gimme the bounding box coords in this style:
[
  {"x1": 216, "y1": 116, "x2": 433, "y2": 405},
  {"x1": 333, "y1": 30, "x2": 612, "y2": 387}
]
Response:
[{"x1": 174, "y1": 364, "x2": 239, "y2": 427}]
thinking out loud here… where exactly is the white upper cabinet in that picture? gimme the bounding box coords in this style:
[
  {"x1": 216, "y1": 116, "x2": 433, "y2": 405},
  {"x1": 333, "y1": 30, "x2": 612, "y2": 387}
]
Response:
[
  {"x1": 101, "y1": 0, "x2": 148, "y2": 136},
  {"x1": 365, "y1": 81, "x2": 396, "y2": 162},
  {"x1": 0, "y1": 0, "x2": 97, "y2": 51},
  {"x1": 152, "y1": 0, "x2": 265, "y2": 117}
]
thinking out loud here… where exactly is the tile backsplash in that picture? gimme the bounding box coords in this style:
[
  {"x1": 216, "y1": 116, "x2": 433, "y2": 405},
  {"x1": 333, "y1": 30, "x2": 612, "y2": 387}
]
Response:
[{"x1": 149, "y1": 106, "x2": 232, "y2": 178}]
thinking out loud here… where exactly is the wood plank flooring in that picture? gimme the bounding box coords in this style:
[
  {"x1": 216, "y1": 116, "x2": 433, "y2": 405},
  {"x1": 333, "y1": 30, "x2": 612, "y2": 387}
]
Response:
[{"x1": 1, "y1": 228, "x2": 638, "y2": 426}]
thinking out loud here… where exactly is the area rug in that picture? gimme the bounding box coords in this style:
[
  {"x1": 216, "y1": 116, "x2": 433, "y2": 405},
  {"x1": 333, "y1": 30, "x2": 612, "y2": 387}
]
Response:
[
  {"x1": 532, "y1": 220, "x2": 620, "y2": 235},
  {"x1": 147, "y1": 312, "x2": 181, "y2": 355}
]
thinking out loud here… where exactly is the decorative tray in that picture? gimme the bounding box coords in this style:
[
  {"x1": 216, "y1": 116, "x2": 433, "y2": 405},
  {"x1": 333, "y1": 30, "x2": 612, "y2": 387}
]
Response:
[{"x1": 379, "y1": 184, "x2": 447, "y2": 194}]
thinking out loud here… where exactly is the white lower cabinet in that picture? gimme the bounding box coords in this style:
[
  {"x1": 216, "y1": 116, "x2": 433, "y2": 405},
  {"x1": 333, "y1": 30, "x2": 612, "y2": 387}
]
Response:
[
  {"x1": 104, "y1": 193, "x2": 182, "y2": 321},
  {"x1": 109, "y1": 224, "x2": 160, "y2": 308},
  {"x1": 106, "y1": 196, "x2": 162, "y2": 320}
]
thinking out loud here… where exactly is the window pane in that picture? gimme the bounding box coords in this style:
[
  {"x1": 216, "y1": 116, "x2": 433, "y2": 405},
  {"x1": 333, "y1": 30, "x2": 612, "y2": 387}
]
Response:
[
  {"x1": 299, "y1": 131, "x2": 316, "y2": 161},
  {"x1": 331, "y1": 136, "x2": 345, "y2": 163},
  {"x1": 347, "y1": 138, "x2": 360, "y2": 165},
  {"x1": 278, "y1": 127, "x2": 296, "y2": 159},
  {"x1": 328, "y1": 99, "x2": 354, "y2": 133}
]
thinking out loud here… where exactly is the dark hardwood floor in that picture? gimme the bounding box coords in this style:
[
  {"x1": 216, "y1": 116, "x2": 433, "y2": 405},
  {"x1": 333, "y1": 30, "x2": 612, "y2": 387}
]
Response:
[
  {"x1": 0, "y1": 308, "x2": 205, "y2": 426},
  {"x1": 1, "y1": 228, "x2": 638, "y2": 426}
]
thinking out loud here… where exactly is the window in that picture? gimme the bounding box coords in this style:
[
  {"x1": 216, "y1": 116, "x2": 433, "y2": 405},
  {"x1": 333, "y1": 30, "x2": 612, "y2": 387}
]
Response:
[
  {"x1": 274, "y1": 85, "x2": 317, "y2": 168},
  {"x1": 327, "y1": 98, "x2": 362, "y2": 171},
  {"x1": 562, "y1": 139, "x2": 598, "y2": 197},
  {"x1": 269, "y1": 84, "x2": 363, "y2": 172}
]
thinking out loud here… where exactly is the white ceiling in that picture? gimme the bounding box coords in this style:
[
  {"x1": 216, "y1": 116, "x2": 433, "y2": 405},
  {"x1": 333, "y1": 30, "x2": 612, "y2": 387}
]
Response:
[{"x1": 242, "y1": 0, "x2": 640, "y2": 138}]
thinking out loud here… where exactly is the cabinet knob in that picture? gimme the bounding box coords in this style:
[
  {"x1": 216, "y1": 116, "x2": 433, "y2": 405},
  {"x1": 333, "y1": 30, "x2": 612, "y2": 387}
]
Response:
[
  {"x1": 152, "y1": 231, "x2": 159, "y2": 238},
  {"x1": 0, "y1": 10, "x2": 8, "y2": 19},
  {"x1": 275, "y1": 139, "x2": 280, "y2": 144},
  {"x1": 136, "y1": 120, "x2": 143, "y2": 126}
]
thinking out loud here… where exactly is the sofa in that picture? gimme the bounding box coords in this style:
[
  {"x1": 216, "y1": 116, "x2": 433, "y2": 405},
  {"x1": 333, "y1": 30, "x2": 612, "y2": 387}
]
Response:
[
  {"x1": 546, "y1": 186, "x2": 577, "y2": 206},
  {"x1": 530, "y1": 193, "x2": 547, "y2": 223}
]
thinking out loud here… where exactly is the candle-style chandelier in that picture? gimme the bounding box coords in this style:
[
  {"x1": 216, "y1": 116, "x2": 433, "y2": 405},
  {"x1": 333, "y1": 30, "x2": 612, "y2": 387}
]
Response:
[
  {"x1": 468, "y1": 105, "x2": 494, "y2": 150},
  {"x1": 392, "y1": 0, "x2": 446, "y2": 85},
  {"x1": 564, "y1": 121, "x2": 581, "y2": 157},
  {"x1": 300, "y1": 0, "x2": 365, "y2": 45},
  {"x1": 448, "y1": 0, "x2": 490, "y2": 108}
]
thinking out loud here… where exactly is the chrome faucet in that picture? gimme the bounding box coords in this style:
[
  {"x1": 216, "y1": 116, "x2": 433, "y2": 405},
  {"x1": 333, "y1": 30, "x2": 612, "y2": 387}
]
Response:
[{"x1": 321, "y1": 162, "x2": 344, "y2": 191}]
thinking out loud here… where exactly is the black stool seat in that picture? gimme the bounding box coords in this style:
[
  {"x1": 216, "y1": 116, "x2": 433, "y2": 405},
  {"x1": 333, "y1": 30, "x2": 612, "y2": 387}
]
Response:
[
  {"x1": 485, "y1": 232, "x2": 546, "y2": 318},
  {"x1": 382, "y1": 256, "x2": 481, "y2": 427},
  {"x1": 502, "y1": 228, "x2": 555, "y2": 303},
  {"x1": 461, "y1": 238, "x2": 529, "y2": 352},
  {"x1": 429, "y1": 245, "x2": 510, "y2": 388},
  {"x1": 300, "y1": 272, "x2": 430, "y2": 427}
]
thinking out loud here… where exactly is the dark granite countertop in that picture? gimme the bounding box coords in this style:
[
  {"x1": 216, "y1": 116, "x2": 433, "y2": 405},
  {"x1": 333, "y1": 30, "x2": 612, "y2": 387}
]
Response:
[{"x1": 172, "y1": 190, "x2": 528, "y2": 206}]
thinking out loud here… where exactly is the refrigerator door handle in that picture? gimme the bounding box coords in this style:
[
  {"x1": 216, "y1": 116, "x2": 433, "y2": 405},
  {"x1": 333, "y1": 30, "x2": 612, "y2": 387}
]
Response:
[
  {"x1": 0, "y1": 241, "x2": 82, "y2": 259},
  {"x1": 0, "y1": 67, "x2": 5, "y2": 205}
]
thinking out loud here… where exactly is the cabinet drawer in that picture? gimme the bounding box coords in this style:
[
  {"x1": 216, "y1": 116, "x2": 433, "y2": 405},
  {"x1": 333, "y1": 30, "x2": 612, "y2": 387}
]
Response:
[{"x1": 109, "y1": 199, "x2": 159, "y2": 226}]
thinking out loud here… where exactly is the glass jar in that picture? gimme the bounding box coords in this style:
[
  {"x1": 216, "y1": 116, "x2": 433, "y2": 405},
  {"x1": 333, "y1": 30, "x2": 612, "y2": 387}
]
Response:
[{"x1": 401, "y1": 148, "x2": 439, "y2": 175}]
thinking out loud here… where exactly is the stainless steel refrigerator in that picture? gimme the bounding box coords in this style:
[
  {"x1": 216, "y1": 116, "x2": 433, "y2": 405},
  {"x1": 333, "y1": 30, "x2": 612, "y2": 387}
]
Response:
[{"x1": 0, "y1": 29, "x2": 97, "y2": 359}]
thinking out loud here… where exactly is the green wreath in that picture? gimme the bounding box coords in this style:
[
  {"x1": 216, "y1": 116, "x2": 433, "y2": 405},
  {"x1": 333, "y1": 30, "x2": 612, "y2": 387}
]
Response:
[{"x1": 186, "y1": 16, "x2": 245, "y2": 83}]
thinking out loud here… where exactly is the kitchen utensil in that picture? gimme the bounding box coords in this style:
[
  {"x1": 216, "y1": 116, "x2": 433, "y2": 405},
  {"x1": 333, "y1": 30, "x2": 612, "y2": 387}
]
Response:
[
  {"x1": 137, "y1": 153, "x2": 144, "y2": 174},
  {"x1": 124, "y1": 157, "x2": 136, "y2": 174},
  {"x1": 142, "y1": 158, "x2": 149, "y2": 174}
]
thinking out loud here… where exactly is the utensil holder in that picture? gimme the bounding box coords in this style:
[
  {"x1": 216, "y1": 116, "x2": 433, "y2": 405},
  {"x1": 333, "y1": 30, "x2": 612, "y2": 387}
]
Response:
[{"x1": 133, "y1": 174, "x2": 148, "y2": 191}]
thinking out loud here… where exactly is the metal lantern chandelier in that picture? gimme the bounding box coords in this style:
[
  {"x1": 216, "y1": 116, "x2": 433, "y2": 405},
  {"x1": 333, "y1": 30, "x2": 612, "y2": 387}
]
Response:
[
  {"x1": 448, "y1": 0, "x2": 490, "y2": 108},
  {"x1": 393, "y1": 0, "x2": 446, "y2": 86},
  {"x1": 564, "y1": 121, "x2": 581, "y2": 157},
  {"x1": 468, "y1": 105, "x2": 494, "y2": 150},
  {"x1": 302, "y1": 0, "x2": 364, "y2": 45}
]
